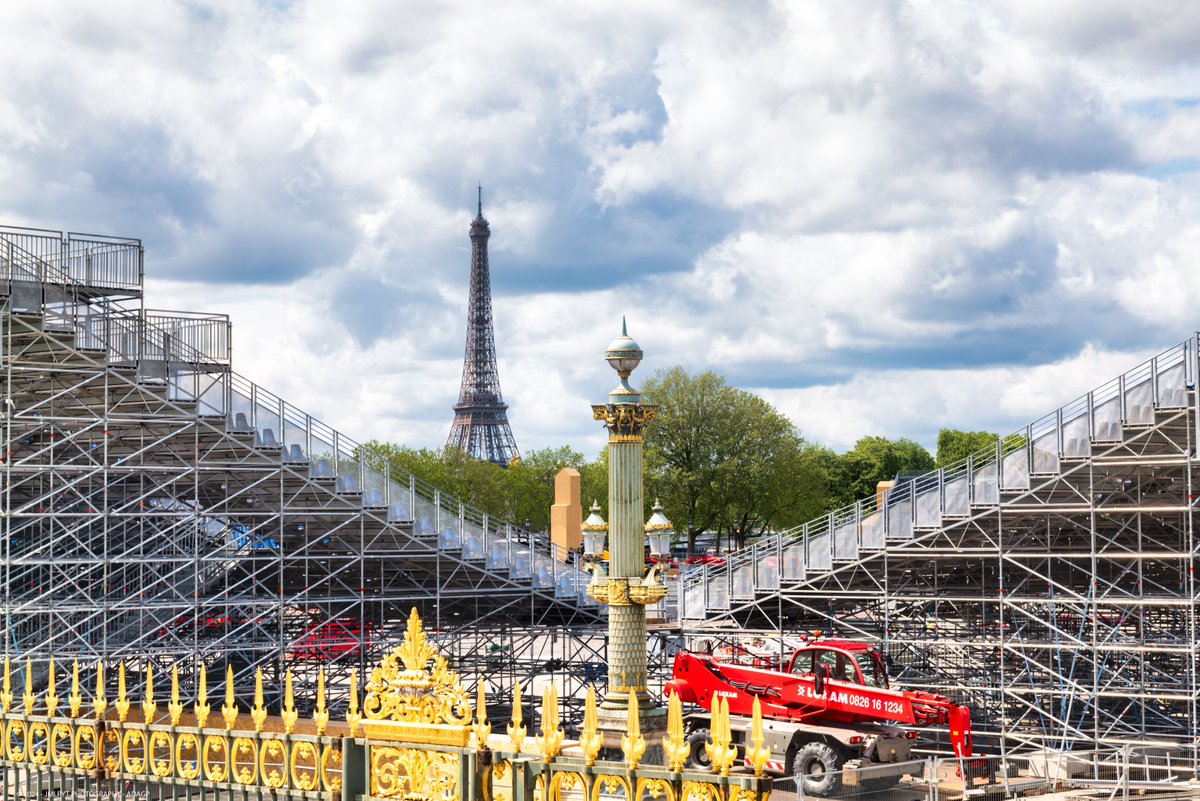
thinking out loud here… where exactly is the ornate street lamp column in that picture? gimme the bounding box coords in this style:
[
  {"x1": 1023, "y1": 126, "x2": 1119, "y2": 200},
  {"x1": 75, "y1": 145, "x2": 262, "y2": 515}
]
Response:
[{"x1": 588, "y1": 320, "x2": 666, "y2": 737}]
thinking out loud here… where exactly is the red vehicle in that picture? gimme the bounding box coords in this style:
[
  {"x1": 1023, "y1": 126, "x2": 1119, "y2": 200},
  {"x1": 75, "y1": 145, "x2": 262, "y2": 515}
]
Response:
[
  {"x1": 289, "y1": 618, "x2": 371, "y2": 660},
  {"x1": 666, "y1": 638, "x2": 974, "y2": 796}
]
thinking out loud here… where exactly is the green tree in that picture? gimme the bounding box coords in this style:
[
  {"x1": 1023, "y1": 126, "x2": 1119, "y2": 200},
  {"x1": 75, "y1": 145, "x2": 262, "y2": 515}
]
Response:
[
  {"x1": 825, "y1": 436, "x2": 934, "y2": 508},
  {"x1": 641, "y1": 367, "x2": 828, "y2": 555},
  {"x1": 935, "y1": 429, "x2": 1000, "y2": 468}
]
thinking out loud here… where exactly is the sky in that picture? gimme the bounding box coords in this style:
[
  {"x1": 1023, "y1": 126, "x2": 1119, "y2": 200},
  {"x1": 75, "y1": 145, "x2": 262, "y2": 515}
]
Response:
[{"x1": 2, "y1": 1, "x2": 1200, "y2": 459}]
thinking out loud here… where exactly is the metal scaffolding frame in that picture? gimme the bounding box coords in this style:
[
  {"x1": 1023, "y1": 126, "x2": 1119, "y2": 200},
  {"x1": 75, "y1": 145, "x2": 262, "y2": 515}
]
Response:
[
  {"x1": 680, "y1": 337, "x2": 1200, "y2": 761},
  {"x1": 0, "y1": 225, "x2": 612, "y2": 717}
]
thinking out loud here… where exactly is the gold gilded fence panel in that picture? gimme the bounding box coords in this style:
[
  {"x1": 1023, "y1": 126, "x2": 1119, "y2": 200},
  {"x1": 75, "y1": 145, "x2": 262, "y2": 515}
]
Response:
[{"x1": 0, "y1": 608, "x2": 771, "y2": 801}]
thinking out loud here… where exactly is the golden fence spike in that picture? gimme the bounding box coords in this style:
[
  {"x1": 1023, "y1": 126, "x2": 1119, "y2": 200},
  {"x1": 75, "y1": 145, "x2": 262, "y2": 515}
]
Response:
[
  {"x1": 68, "y1": 660, "x2": 81, "y2": 718},
  {"x1": 45, "y1": 658, "x2": 58, "y2": 718},
  {"x1": 746, "y1": 695, "x2": 770, "y2": 777},
  {"x1": 346, "y1": 670, "x2": 361, "y2": 737},
  {"x1": 0, "y1": 657, "x2": 11, "y2": 714},
  {"x1": 115, "y1": 662, "x2": 130, "y2": 723},
  {"x1": 168, "y1": 664, "x2": 183, "y2": 726},
  {"x1": 221, "y1": 665, "x2": 238, "y2": 730},
  {"x1": 22, "y1": 657, "x2": 34, "y2": 715},
  {"x1": 313, "y1": 667, "x2": 329, "y2": 736},
  {"x1": 195, "y1": 664, "x2": 210, "y2": 729},
  {"x1": 535, "y1": 682, "x2": 564, "y2": 761},
  {"x1": 622, "y1": 688, "x2": 646, "y2": 770},
  {"x1": 506, "y1": 680, "x2": 526, "y2": 753},
  {"x1": 250, "y1": 667, "x2": 267, "y2": 732},
  {"x1": 472, "y1": 681, "x2": 491, "y2": 747},
  {"x1": 705, "y1": 697, "x2": 737, "y2": 777},
  {"x1": 580, "y1": 686, "x2": 602, "y2": 767},
  {"x1": 281, "y1": 668, "x2": 298, "y2": 734},
  {"x1": 93, "y1": 661, "x2": 108, "y2": 719},
  {"x1": 142, "y1": 663, "x2": 157, "y2": 724},
  {"x1": 663, "y1": 690, "x2": 689, "y2": 773}
]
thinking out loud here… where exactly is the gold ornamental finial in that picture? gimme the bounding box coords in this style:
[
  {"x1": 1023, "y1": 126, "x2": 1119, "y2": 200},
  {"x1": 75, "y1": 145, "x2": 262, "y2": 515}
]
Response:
[
  {"x1": 313, "y1": 668, "x2": 329, "y2": 736},
  {"x1": 68, "y1": 661, "x2": 81, "y2": 718},
  {"x1": 115, "y1": 662, "x2": 130, "y2": 722},
  {"x1": 507, "y1": 681, "x2": 526, "y2": 753},
  {"x1": 195, "y1": 665, "x2": 211, "y2": 729},
  {"x1": 705, "y1": 697, "x2": 737, "y2": 776},
  {"x1": 622, "y1": 689, "x2": 646, "y2": 770},
  {"x1": 663, "y1": 691, "x2": 688, "y2": 773},
  {"x1": 251, "y1": 668, "x2": 267, "y2": 732},
  {"x1": 473, "y1": 682, "x2": 491, "y2": 747},
  {"x1": 535, "y1": 683, "x2": 564, "y2": 761},
  {"x1": 21, "y1": 658, "x2": 34, "y2": 716},
  {"x1": 168, "y1": 665, "x2": 183, "y2": 726},
  {"x1": 142, "y1": 664, "x2": 157, "y2": 724},
  {"x1": 93, "y1": 661, "x2": 108, "y2": 719},
  {"x1": 45, "y1": 659, "x2": 58, "y2": 718},
  {"x1": 0, "y1": 657, "x2": 11, "y2": 714},
  {"x1": 281, "y1": 669, "x2": 298, "y2": 734},
  {"x1": 221, "y1": 665, "x2": 238, "y2": 729},
  {"x1": 746, "y1": 695, "x2": 770, "y2": 777},
  {"x1": 580, "y1": 686, "x2": 602, "y2": 766},
  {"x1": 347, "y1": 671, "x2": 361, "y2": 737},
  {"x1": 398, "y1": 607, "x2": 437, "y2": 671}
]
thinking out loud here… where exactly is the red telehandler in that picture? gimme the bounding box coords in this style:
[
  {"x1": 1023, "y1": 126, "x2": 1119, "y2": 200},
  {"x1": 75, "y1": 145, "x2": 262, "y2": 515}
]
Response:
[{"x1": 665, "y1": 637, "x2": 974, "y2": 796}]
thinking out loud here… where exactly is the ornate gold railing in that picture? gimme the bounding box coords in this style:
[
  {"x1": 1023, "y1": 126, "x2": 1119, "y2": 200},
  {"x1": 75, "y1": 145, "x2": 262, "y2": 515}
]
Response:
[{"x1": 0, "y1": 610, "x2": 772, "y2": 801}]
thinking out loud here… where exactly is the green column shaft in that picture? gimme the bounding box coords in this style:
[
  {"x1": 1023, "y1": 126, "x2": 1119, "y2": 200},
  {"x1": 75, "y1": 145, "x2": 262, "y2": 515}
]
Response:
[{"x1": 604, "y1": 433, "x2": 649, "y2": 708}]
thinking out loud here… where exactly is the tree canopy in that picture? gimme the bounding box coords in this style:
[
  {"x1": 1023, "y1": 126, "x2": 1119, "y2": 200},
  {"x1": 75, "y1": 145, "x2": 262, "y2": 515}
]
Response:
[
  {"x1": 935, "y1": 428, "x2": 1000, "y2": 467},
  {"x1": 641, "y1": 367, "x2": 831, "y2": 553}
]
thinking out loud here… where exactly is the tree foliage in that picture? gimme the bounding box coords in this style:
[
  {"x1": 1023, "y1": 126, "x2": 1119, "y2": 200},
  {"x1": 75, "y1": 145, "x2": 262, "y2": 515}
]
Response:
[
  {"x1": 641, "y1": 367, "x2": 831, "y2": 553},
  {"x1": 362, "y1": 442, "x2": 601, "y2": 532},
  {"x1": 824, "y1": 436, "x2": 934, "y2": 508},
  {"x1": 935, "y1": 429, "x2": 1000, "y2": 468}
]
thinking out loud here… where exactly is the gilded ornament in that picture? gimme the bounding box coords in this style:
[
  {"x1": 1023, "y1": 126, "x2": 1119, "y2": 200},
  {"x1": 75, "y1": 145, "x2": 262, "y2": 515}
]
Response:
[
  {"x1": 704, "y1": 697, "x2": 737, "y2": 777},
  {"x1": 121, "y1": 729, "x2": 146, "y2": 774},
  {"x1": 45, "y1": 659, "x2": 57, "y2": 718},
  {"x1": 621, "y1": 689, "x2": 646, "y2": 770},
  {"x1": 745, "y1": 696, "x2": 770, "y2": 777},
  {"x1": 251, "y1": 667, "x2": 268, "y2": 732},
  {"x1": 93, "y1": 661, "x2": 107, "y2": 719},
  {"x1": 535, "y1": 682, "x2": 564, "y2": 761},
  {"x1": 22, "y1": 657, "x2": 35, "y2": 715},
  {"x1": 473, "y1": 681, "x2": 491, "y2": 747},
  {"x1": 347, "y1": 670, "x2": 362, "y2": 736},
  {"x1": 168, "y1": 665, "x2": 182, "y2": 726},
  {"x1": 0, "y1": 657, "x2": 10, "y2": 713},
  {"x1": 68, "y1": 661, "x2": 81, "y2": 718},
  {"x1": 143, "y1": 663, "x2": 157, "y2": 724},
  {"x1": 221, "y1": 665, "x2": 239, "y2": 729},
  {"x1": 371, "y1": 745, "x2": 461, "y2": 799},
  {"x1": 195, "y1": 664, "x2": 211, "y2": 729},
  {"x1": 281, "y1": 668, "x2": 298, "y2": 734},
  {"x1": 115, "y1": 662, "x2": 129, "y2": 722},
  {"x1": 579, "y1": 686, "x2": 602, "y2": 767},
  {"x1": 663, "y1": 691, "x2": 689, "y2": 773},
  {"x1": 175, "y1": 732, "x2": 201, "y2": 780},
  {"x1": 507, "y1": 681, "x2": 527, "y2": 753},
  {"x1": 313, "y1": 667, "x2": 329, "y2": 735},
  {"x1": 361, "y1": 608, "x2": 472, "y2": 745}
]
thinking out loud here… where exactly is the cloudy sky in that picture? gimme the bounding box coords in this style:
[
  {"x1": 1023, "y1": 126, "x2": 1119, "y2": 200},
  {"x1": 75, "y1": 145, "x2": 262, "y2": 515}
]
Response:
[{"x1": 2, "y1": 1, "x2": 1199, "y2": 458}]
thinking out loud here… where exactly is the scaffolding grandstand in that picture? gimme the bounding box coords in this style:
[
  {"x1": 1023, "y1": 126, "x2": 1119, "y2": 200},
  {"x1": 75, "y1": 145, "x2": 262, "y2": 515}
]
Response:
[
  {"x1": 680, "y1": 338, "x2": 1200, "y2": 763},
  {"x1": 0, "y1": 225, "x2": 615, "y2": 716}
]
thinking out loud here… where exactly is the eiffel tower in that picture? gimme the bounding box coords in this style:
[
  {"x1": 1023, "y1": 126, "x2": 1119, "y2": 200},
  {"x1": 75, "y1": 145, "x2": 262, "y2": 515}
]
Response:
[{"x1": 446, "y1": 186, "x2": 521, "y2": 466}]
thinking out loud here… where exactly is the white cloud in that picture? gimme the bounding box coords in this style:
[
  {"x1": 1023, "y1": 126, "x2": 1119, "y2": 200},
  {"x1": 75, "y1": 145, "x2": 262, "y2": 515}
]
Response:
[{"x1": 4, "y1": 0, "x2": 1200, "y2": 470}]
